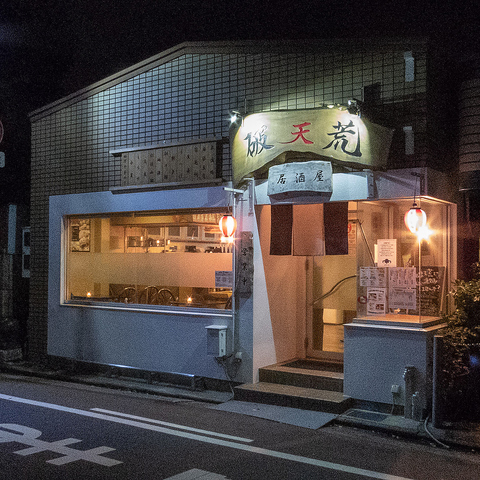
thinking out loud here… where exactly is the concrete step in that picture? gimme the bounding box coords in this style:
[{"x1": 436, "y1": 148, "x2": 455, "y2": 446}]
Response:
[
  {"x1": 259, "y1": 363, "x2": 344, "y2": 392},
  {"x1": 234, "y1": 382, "x2": 353, "y2": 414},
  {"x1": 281, "y1": 358, "x2": 344, "y2": 373}
]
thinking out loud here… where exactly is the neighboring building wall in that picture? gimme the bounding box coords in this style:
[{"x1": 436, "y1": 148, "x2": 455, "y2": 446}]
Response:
[
  {"x1": 29, "y1": 40, "x2": 435, "y2": 360},
  {"x1": 0, "y1": 204, "x2": 29, "y2": 358}
]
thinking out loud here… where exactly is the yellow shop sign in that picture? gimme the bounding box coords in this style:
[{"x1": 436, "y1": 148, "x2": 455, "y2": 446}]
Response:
[{"x1": 231, "y1": 108, "x2": 393, "y2": 186}]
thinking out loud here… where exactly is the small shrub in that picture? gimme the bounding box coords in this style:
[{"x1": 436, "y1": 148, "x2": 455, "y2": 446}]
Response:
[{"x1": 440, "y1": 263, "x2": 480, "y2": 420}]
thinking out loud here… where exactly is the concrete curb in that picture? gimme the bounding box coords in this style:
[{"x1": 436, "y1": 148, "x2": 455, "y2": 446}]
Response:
[{"x1": 2, "y1": 361, "x2": 479, "y2": 450}]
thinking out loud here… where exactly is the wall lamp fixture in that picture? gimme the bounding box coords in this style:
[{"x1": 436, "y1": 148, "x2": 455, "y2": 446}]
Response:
[
  {"x1": 347, "y1": 99, "x2": 362, "y2": 116},
  {"x1": 229, "y1": 110, "x2": 242, "y2": 125}
]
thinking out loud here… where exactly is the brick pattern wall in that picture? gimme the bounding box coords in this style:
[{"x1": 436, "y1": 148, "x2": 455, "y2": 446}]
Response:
[{"x1": 28, "y1": 42, "x2": 429, "y2": 358}]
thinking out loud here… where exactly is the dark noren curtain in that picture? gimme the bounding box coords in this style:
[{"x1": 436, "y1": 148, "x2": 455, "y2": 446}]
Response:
[
  {"x1": 270, "y1": 204, "x2": 293, "y2": 255},
  {"x1": 324, "y1": 202, "x2": 348, "y2": 255},
  {"x1": 270, "y1": 202, "x2": 347, "y2": 256}
]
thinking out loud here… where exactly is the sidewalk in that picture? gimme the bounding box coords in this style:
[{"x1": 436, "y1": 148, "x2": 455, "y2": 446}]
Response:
[
  {"x1": 1, "y1": 360, "x2": 479, "y2": 451},
  {"x1": 336, "y1": 408, "x2": 480, "y2": 451}
]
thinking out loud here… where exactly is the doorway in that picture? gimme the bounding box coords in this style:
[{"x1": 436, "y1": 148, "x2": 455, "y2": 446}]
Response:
[
  {"x1": 257, "y1": 202, "x2": 359, "y2": 364},
  {"x1": 306, "y1": 254, "x2": 357, "y2": 360}
]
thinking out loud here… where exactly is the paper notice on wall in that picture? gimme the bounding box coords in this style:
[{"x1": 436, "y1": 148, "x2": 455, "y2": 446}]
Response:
[
  {"x1": 389, "y1": 287, "x2": 417, "y2": 310},
  {"x1": 359, "y1": 267, "x2": 387, "y2": 287},
  {"x1": 388, "y1": 267, "x2": 417, "y2": 288},
  {"x1": 377, "y1": 239, "x2": 397, "y2": 267},
  {"x1": 215, "y1": 271, "x2": 233, "y2": 288},
  {"x1": 367, "y1": 288, "x2": 386, "y2": 315}
]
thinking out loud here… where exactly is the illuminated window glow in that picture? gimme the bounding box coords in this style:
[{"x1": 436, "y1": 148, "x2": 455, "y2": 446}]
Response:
[{"x1": 65, "y1": 210, "x2": 233, "y2": 310}]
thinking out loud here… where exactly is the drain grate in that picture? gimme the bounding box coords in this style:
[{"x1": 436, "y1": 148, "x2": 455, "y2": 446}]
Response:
[{"x1": 345, "y1": 410, "x2": 388, "y2": 422}]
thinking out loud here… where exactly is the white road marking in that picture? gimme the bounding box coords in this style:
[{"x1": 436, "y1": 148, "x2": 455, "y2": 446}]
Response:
[
  {"x1": 91, "y1": 407, "x2": 253, "y2": 443},
  {"x1": 165, "y1": 468, "x2": 230, "y2": 479},
  {"x1": 0, "y1": 423, "x2": 122, "y2": 466},
  {"x1": 0, "y1": 393, "x2": 413, "y2": 479}
]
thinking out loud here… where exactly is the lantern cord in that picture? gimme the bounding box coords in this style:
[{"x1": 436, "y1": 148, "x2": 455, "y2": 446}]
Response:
[
  {"x1": 413, "y1": 174, "x2": 418, "y2": 205},
  {"x1": 411, "y1": 171, "x2": 423, "y2": 207}
]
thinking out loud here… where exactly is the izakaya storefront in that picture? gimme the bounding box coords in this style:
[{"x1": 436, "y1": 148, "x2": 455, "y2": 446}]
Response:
[
  {"x1": 48, "y1": 106, "x2": 456, "y2": 411},
  {"x1": 232, "y1": 107, "x2": 456, "y2": 410}
]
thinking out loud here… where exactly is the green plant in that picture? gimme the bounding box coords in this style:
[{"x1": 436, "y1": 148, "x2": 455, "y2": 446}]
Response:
[{"x1": 439, "y1": 264, "x2": 480, "y2": 419}]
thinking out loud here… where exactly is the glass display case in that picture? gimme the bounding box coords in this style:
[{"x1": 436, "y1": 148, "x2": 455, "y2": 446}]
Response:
[{"x1": 354, "y1": 197, "x2": 455, "y2": 323}]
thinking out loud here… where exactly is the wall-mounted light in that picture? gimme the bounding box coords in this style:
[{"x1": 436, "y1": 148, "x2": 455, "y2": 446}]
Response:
[
  {"x1": 347, "y1": 99, "x2": 359, "y2": 115},
  {"x1": 229, "y1": 110, "x2": 242, "y2": 125}
]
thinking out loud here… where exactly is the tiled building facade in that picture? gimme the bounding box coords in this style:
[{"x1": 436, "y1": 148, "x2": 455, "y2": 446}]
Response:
[{"x1": 29, "y1": 39, "x2": 454, "y2": 365}]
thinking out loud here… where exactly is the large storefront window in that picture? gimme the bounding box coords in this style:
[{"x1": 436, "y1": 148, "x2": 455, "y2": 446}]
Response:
[
  {"x1": 354, "y1": 197, "x2": 455, "y2": 322},
  {"x1": 65, "y1": 210, "x2": 233, "y2": 310}
]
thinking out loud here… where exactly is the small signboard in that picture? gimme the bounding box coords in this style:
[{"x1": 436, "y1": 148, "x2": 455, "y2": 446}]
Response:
[
  {"x1": 267, "y1": 160, "x2": 332, "y2": 196},
  {"x1": 238, "y1": 231, "x2": 254, "y2": 295},
  {"x1": 415, "y1": 266, "x2": 446, "y2": 317},
  {"x1": 215, "y1": 270, "x2": 233, "y2": 288},
  {"x1": 377, "y1": 239, "x2": 397, "y2": 267}
]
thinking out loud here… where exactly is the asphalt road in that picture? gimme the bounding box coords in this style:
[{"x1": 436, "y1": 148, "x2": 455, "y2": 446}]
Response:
[{"x1": 0, "y1": 374, "x2": 479, "y2": 479}]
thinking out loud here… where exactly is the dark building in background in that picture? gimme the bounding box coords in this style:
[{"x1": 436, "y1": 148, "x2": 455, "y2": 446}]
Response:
[{"x1": 0, "y1": 203, "x2": 29, "y2": 360}]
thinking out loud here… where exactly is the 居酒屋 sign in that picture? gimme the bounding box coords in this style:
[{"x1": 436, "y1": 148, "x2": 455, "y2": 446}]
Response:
[{"x1": 267, "y1": 160, "x2": 332, "y2": 197}]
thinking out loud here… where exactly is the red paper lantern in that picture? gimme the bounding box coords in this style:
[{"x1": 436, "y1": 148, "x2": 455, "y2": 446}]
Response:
[
  {"x1": 219, "y1": 215, "x2": 237, "y2": 238},
  {"x1": 404, "y1": 206, "x2": 427, "y2": 234}
]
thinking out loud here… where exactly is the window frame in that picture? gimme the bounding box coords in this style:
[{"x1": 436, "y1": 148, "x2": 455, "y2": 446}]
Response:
[
  {"x1": 49, "y1": 187, "x2": 234, "y2": 318},
  {"x1": 62, "y1": 209, "x2": 234, "y2": 312}
]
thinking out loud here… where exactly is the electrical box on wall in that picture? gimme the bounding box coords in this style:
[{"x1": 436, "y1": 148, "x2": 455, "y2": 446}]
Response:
[{"x1": 205, "y1": 325, "x2": 228, "y2": 357}]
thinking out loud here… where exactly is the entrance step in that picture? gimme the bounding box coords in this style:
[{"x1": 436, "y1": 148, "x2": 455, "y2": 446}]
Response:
[
  {"x1": 234, "y1": 382, "x2": 353, "y2": 414},
  {"x1": 259, "y1": 361, "x2": 344, "y2": 392},
  {"x1": 235, "y1": 359, "x2": 352, "y2": 414}
]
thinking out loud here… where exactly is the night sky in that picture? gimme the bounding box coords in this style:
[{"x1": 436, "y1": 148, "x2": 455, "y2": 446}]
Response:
[{"x1": 0, "y1": 0, "x2": 478, "y2": 204}]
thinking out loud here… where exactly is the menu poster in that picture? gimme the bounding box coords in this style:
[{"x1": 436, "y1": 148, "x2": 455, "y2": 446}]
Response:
[
  {"x1": 377, "y1": 239, "x2": 397, "y2": 267},
  {"x1": 389, "y1": 287, "x2": 416, "y2": 310},
  {"x1": 359, "y1": 267, "x2": 387, "y2": 287},
  {"x1": 367, "y1": 288, "x2": 386, "y2": 315},
  {"x1": 71, "y1": 219, "x2": 90, "y2": 252},
  {"x1": 389, "y1": 267, "x2": 417, "y2": 288}
]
